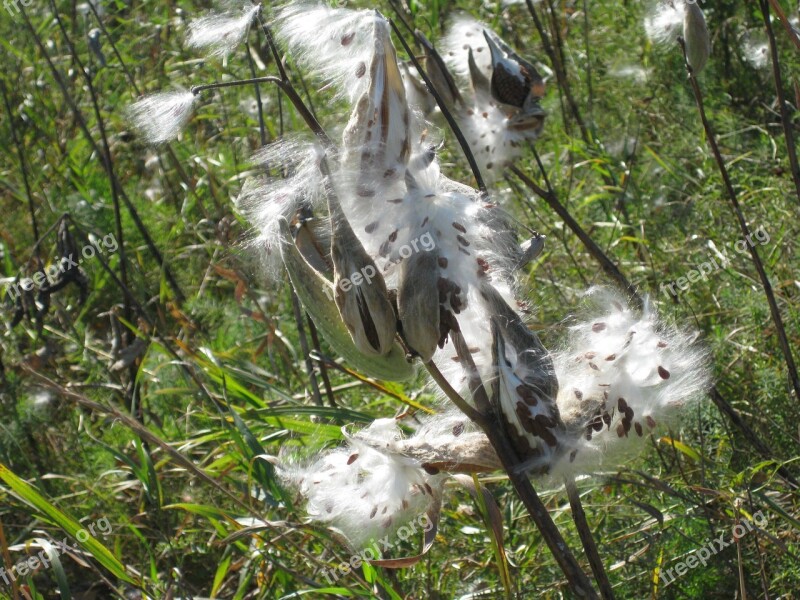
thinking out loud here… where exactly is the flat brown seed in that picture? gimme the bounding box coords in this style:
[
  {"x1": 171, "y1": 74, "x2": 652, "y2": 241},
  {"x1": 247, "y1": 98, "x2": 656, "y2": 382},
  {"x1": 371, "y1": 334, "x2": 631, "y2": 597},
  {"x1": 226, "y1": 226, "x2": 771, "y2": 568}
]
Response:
[
  {"x1": 341, "y1": 32, "x2": 355, "y2": 46},
  {"x1": 645, "y1": 416, "x2": 657, "y2": 429},
  {"x1": 617, "y1": 423, "x2": 626, "y2": 438},
  {"x1": 456, "y1": 235, "x2": 470, "y2": 247},
  {"x1": 592, "y1": 322, "x2": 607, "y2": 333},
  {"x1": 438, "y1": 256, "x2": 448, "y2": 268},
  {"x1": 355, "y1": 62, "x2": 366, "y2": 78},
  {"x1": 569, "y1": 449, "x2": 578, "y2": 462},
  {"x1": 658, "y1": 366, "x2": 671, "y2": 379},
  {"x1": 347, "y1": 453, "x2": 359, "y2": 465},
  {"x1": 452, "y1": 222, "x2": 466, "y2": 233},
  {"x1": 635, "y1": 422, "x2": 643, "y2": 437},
  {"x1": 453, "y1": 422, "x2": 464, "y2": 437},
  {"x1": 618, "y1": 397, "x2": 628, "y2": 412},
  {"x1": 606, "y1": 354, "x2": 616, "y2": 361}
]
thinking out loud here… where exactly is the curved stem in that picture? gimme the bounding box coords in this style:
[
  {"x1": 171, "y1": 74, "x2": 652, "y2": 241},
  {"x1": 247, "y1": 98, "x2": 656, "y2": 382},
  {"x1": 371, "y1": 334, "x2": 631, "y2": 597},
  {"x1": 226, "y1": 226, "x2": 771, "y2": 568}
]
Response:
[{"x1": 679, "y1": 36, "x2": 800, "y2": 402}]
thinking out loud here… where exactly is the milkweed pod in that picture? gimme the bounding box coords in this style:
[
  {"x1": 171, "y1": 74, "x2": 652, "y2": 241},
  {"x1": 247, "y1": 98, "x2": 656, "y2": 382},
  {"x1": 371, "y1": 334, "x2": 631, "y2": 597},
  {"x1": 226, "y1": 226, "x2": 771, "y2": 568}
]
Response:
[
  {"x1": 417, "y1": 30, "x2": 462, "y2": 109},
  {"x1": 277, "y1": 218, "x2": 413, "y2": 380},
  {"x1": 330, "y1": 209, "x2": 398, "y2": 357},
  {"x1": 397, "y1": 251, "x2": 442, "y2": 362},
  {"x1": 684, "y1": 1, "x2": 710, "y2": 73}
]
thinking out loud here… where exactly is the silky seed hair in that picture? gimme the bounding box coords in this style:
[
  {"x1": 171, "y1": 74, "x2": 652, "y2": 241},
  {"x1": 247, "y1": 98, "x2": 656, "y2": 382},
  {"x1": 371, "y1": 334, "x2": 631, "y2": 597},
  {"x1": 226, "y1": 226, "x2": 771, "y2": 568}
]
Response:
[
  {"x1": 236, "y1": 138, "x2": 329, "y2": 277},
  {"x1": 544, "y1": 287, "x2": 711, "y2": 480},
  {"x1": 280, "y1": 417, "x2": 445, "y2": 550},
  {"x1": 127, "y1": 91, "x2": 197, "y2": 145},
  {"x1": 438, "y1": 16, "x2": 546, "y2": 183},
  {"x1": 186, "y1": 1, "x2": 262, "y2": 59}
]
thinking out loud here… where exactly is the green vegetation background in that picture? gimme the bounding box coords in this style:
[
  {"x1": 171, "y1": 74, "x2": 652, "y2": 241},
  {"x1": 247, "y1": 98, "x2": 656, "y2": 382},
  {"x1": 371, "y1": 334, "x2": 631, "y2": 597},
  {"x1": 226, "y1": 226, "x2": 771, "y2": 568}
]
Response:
[{"x1": 0, "y1": 0, "x2": 798, "y2": 597}]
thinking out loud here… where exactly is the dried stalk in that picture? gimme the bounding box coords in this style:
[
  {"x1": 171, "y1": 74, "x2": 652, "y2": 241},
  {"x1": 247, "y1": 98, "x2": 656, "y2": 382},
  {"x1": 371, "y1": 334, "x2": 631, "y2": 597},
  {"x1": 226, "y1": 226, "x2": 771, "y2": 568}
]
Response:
[
  {"x1": 758, "y1": 0, "x2": 800, "y2": 207},
  {"x1": 679, "y1": 35, "x2": 800, "y2": 403}
]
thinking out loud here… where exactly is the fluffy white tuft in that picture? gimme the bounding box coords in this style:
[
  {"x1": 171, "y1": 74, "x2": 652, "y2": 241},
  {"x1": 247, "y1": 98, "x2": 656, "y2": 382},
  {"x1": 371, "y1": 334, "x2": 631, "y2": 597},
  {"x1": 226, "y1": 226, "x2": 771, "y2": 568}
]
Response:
[
  {"x1": 742, "y1": 34, "x2": 769, "y2": 70},
  {"x1": 186, "y1": 3, "x2": 261, "y2": 58},
  {"x1": 127, "y1": 91, "x2": 197, "y2": 144},
  {"x1": 644, "y1": 1, "x2": 685, "y2": 46},
  {"x1": 546, "y1": 288, "x2": 711, "y2": 479},
  {"x1": 281, "y1": 418, "x2": 444, "y2": 550},
  {"x1": 236, "y1": 138, "x2": 328, "y2": 274},
  {"x1": 273, "y1": 3, "x2": 388, "y2": 104},
  {"x1": 437, "y1": 16, "x2": 545, "y2": 182}
]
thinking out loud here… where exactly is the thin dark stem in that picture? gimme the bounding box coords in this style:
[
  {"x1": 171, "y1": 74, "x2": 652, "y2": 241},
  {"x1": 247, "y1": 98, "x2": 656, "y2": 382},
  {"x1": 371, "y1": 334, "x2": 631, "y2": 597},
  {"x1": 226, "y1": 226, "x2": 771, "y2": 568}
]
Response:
[
  {"x1": 510, "y1": 164, "x2": 639, "y2": 305},
  {"x1": 526, "y1": 0, "x2": 589, "y2": 142},
  {"x1": 759, "y1": 0, "x2": 800, "y2": 206},
  {"x1": 90, "y1": 4, "x2": 211, "y2": 216},
  {"x1": 1, "y1": 80, "x2": 41, "y2": 266},
  {"x1": 564, "y1": 476, "x2": 615, "y2": 600},
  {"x1": 21, "y1": 5, "x2": 186, "y2": 305},
  {"x1": 306, "y1": 317, "x2": 337, "y2": 408},
  {"x1": 444, "y1": 336, "x2": 598, "y2": 598},
  {"x1": 510, "y1": 163, "x2": 799, "y2": 487},
  {"x1": 49, "y1": 0, "x2": 144, "y2": 413},
  {"x1": 388, "y1": 19, "x2": 487, "y2": 195},
  {"x1": 425, "y1": 362, "x2": 487, "y2": 426},
  {"x1": 246, "y1": 40, "x2": 268, "y2": 146},
  {"x1": 679, "y1": 36, "x2": 800, "y2": 402},
  {"x1": 289, "y1": 290, "x2": 324, "y2": 407},
  {"x1": 766, "y1": 0, "x2": 800, "y2": 51},
  {"x1": 192, "y1": 76, "x2": 331, "y2": 146}
]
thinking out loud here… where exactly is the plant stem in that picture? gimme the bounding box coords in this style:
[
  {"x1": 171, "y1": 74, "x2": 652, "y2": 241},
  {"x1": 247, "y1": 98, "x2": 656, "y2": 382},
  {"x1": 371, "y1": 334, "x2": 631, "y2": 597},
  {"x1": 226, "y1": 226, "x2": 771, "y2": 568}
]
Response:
[
  {"x1": 759, "y1": 0, "x2": 800, "y2": 206},
  {"x1": 565, "y1": 476, "x2": 615, "y2": 599},
  {"x1": 388, "y1": 19, "x2": 488, "y2": 195},
  {"x1": 511, "y1": 165, "x2": 800, "y2": 488},
  {"x1": 428, "y1": 353, "x2": 598, "y2": 598},
  {"x1": 679, "y1": 36, "x2": 800, "y2": 402},
  {"x1": 21, "y1": 5, "x2": 186, "y2": 305},
  {"x1": 510, "y1": 164, "x2": 638, "y2": 305}
]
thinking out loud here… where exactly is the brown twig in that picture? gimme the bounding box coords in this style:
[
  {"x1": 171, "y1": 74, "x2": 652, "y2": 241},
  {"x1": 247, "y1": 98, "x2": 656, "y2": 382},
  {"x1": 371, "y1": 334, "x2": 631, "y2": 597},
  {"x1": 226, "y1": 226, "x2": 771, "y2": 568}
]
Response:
[
  {"x1": 759, "y1": 0, "x2": 800, "y2": 207},
  {"x1": 526, "y1": 0, "x2": 589, "y2": 142},
  {"x1": 679, "y1": 36, "x2": 800, "y2": 403},
  {"x1": 21, "y1": 5, "x2": 186, "y2": 305},
  {"x1": 510, "y1": 164, "x2": 639, "y2": 305},
  {"x1": 438, "y1": 341, "x2": 598, "y2": 598},
  {"x1": 510, "y1": 166, "x2": 799, "y2": 488},
  {"x1": 565, "y1": 476, "x2": 615, "y2": 600}
]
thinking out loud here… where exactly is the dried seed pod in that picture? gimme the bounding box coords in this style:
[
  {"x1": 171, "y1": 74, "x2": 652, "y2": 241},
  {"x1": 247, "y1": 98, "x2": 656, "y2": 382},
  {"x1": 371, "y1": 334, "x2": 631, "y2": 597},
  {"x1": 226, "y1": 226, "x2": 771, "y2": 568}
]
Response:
[
  {"x1": 397, "y1": 251, "x2": 441, "y2": 361},
  {"x1": 277, "y1": 218, "x2": 412, "y2": 381},
  {"x1": 417, "y1": 30, "x2": 463, "y2": 109},
  {"x1": 330, "y1": 209, "x2": 398, "y2": 356},
  {"x1": 684, "y1": 2, "x2": 710, "y2": 73},
  {"x1": 482, "y1": 29, "x2": 546, "y2": 133}
]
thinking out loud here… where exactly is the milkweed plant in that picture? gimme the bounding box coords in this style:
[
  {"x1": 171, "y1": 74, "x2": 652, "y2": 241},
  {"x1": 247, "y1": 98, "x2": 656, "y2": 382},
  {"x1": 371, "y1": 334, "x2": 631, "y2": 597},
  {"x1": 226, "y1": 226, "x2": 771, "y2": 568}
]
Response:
[{"x1": 128, "y1": 1, "x2": 712, "y2": 595}]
